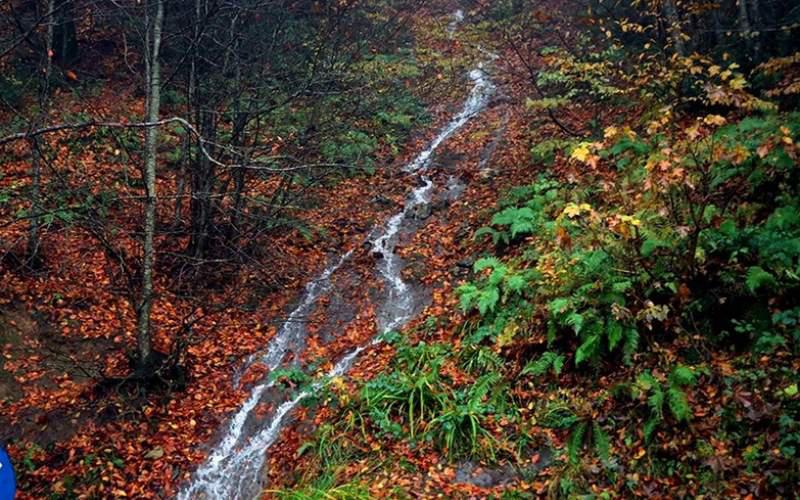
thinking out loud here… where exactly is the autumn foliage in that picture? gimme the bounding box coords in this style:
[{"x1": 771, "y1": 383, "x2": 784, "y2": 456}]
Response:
[{"x1": 1, "y1": 0, "x2": 799, "y2": 498}]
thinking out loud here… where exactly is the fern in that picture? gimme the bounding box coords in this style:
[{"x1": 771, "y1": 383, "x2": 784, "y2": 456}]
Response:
[
  {"x1": 477, "y1": 287, "x2": 500, "y2": 315},
  {"x1": 622, "y1": 328, "x2": 640, "y2": 364},
  {"x1": 474, "y1": 226, "x2": 505, "y2": 245},
  {"x1": 746, "y1": 265, "x2": 776, "y2": 293},
  {"x1": 457, "y1": 284, "x2": 480, "y2": 312},
  {"x1": 474, "y1": 257, "x2": 503, "y2": 272},
  {"x1": 548, "y1": 297, "x2": 571, "y2": 315},
  {"x1": 567, "y1": 421, "x2": 587, "y2": 465},
  {"x1": 505, "y1": 274, "x2": 528, "y2": 294},
  {"x1": 593, "y1": 422, "x2": 611, "y2": 465},
  {"x1": 575, "y1": 333, "x2": 600, "y2": 365},
  {"x1": 667, "y1": 386, "x2": 692, "y2": 422},
  {"x1": 646, "y1": 383, "x2": 665, "y2": 420},
  {"x1": 521, "y1": 351, "x2": 565, "y2": 376},
  {"x1": 633, "y1": 367, "x2": 697, "y2": 442},
  {"x1": 643, "y1": 415, "x2": 660, "y2": 442},
  {"x1": 666, "y1": 365, "x2": 696, "y2": 422},
  {"x1": 607, "y1": 320, "x2": 623, "y2": 350},
  {"x1": 565, "y1": 312, "x2": 585, "y2": 334},
  {"x1": 668, "y1": 365, "x2": 696, "y2": 386}
]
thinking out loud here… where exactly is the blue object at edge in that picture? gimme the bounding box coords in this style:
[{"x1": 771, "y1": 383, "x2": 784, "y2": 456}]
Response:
[{"x1": 0, "y1": 447, "x2": 16, "y2": 500}]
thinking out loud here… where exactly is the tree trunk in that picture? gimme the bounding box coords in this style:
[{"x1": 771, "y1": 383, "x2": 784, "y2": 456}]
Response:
[
  {"x1": 748, "y1": 0, "x2": 762, "y2": 60},
  {"x1": 137, "y1": 0, "x2": 164, "y2": 368},
  {"x1": 53, "y1": 0, "x2": 78, "y2": 64},
  {"x1": 737, "y1": 0, "x2": 752, "y2": 55},
  {"x1": 663, "y1": 0, "x2": 686, "y2": 56},
  {"x1": 188, "y1": 110, "x2": 215, "y2": 261},
  {"x1": 185, "y1": 0, "x2": 216, "y2": 262},
  {"x1": 27, "y1": 0, "x2": 56, "y2": 268}
]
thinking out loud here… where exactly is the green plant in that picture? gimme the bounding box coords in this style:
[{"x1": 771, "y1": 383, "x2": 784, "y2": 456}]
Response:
[
  {"x1": 272, "y1": 479, "x2": 371, "y2": 500},
  {"x1": 458, "y1": 344, "x2": 502, "y2": 374},
  {"x1": 536, "y1": 396, "x2": 610, "y2": 466},
  {"x1": 521, "y1": 351, "x2": 565, "y2": 377},
  {"x1": 425, "y1": 373, "x2": 508, "y2": 459},
  {"x1": 473, "y1": 176, "x2": 561, "y2": 245},
  {"x1": 632, "y1": 366, "x2": 697, "y2": 442},
  {"x1": 361, "y1": 341, "x2": 449, "y2": 439}
]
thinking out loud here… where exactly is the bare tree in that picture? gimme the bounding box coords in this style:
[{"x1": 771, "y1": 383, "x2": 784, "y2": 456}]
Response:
[
  {"x1": 26, "y1": 0, "x2": 56, "y2": 268},
  {"x1": 137, "y1": 0, "x2": 164, "y2": 370}
]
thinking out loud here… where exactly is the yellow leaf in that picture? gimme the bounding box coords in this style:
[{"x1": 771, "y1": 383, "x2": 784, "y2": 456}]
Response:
[
  {"x1": 708, "y1": 65, "x2": 721, "y2": 76},
  {"x1": 603, "y1": 126, "x2": 619, "y2": 140},
  {"x1": 563, "y1": 203, "x2": 582, "y2": 218},
  {"x1": 497, "y1": 321, "x2": 519, "y2": 347},
  {"x1": 562, "y1": 203, "x2": 592, "y2": 219},
  {"x1": 703, "y1": 114, "x2": 727, "y2": 126},
  {"x1": 570, "y1": 143, "x2": 592, "y2": 163},
  {"x1": 144, "y1": 447, "x2": 164, "y2": 460},
  {"x1": 732, "y1": 145, "x2": 750, "y2": 165},
  {"x1": 619, "y1": 215, "x2": 642, "y2": 227},
  {"x1": 729, "y1": 76, "x2": 747, "y2": 90}
]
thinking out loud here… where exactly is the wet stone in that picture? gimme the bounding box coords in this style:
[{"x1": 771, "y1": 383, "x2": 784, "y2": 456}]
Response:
[
  {"x1": 372, "y1": 195, "x2": 392, "y2": 206},
  {"x1": 454, "y1": 449, "x2": 553, "y2": 487},
  {"x1": 413, "y1": 203, "x2": 432, "y2": 220}
]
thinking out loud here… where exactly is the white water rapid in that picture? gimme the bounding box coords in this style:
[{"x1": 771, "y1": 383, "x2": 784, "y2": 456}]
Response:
[{"x1": 179, "y1": 46, "x2": 495, "y2": 500}]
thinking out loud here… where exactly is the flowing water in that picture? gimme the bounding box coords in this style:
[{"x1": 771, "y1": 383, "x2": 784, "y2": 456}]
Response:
[
  {"x1": 447, "y1": 9, "x2": 465, "y2": 35},
  {"x1": 179, "y1": 48, "x2": 495, "y2": 500}
]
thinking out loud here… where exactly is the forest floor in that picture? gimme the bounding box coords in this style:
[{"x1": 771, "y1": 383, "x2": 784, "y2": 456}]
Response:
[{"x1": 3, "y1": 0, "x2": 799, "y2": 499}]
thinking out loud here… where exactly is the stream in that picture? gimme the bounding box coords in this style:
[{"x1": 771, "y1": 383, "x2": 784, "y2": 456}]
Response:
[{"x1": 179, "y1": 29, "x2": 495, "y2": 500}]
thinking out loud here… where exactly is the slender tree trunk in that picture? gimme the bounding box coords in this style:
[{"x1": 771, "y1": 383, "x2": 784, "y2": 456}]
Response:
[
  {"x1": 749, "y1": 0, "x2": 762, "y2": 60},
  {"x1": 737, "y1": 0, "x2": 754, "y2": 58},
  {"x1": 663, "y1": 0, "x2": 686, "y2": 56},
  {"x1": 188, "y1": 110, "x2": 215, "y2": 261},
  {"x1": 175, "y1": 0, "x2": 201, "y2": 228},
  {"x1": 186, "y1": 0, "x2": 216, "y2": 262},
  {"x1": 28, "y1": 139, "x2": 42, "y2": 266},
  {"x1": 137, "y1": 0, "x2": 164, "y2": 368},
  {"x1": 53, "y1": 0, "x2": 78, "y2": 64},
  {"x1": 228, "y1": 114, "x2": 248, "y2": 242},
  {"x1": 27, "y1": 0, "x2": 56, "y2": 268}
]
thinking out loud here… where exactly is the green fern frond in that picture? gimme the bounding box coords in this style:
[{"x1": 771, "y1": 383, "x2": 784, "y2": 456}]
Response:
[
  {"x1": 568, "y1": 421, "x2": 588, "y2": 465},
  {"x1": 521, "y1": 351, "x2": 565, "y2": 376},
  {"x1": 474, "y1": 257, "x2": 503, "y2": 272},
  {"x1": 667, "y1": 386, "x2": 692, "y2": 422},
  {"x1": 746, "y1": 265, "x2": 776, "y2": 293},
  {"x1": 593, "y1": 422, "x2": 610, "y2": 465}
]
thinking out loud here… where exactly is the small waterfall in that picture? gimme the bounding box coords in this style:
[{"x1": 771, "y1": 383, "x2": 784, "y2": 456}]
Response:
[
  {"x1": 179, "y1": 250, "x2": 354, "y2": 500},
  {"x1": 179, "y1": 45, "x2": 495, "y2": 500},
  {"x1": 403, "y1": 67, "x2": 494, "y2": 173},
  {"x1": 447, "y1": 9, "x2": 465, "y2": 34}
]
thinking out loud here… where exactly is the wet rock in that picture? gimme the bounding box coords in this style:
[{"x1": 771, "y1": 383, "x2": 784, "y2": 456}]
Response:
[
  {"x1": 413, "y1": 203, "x2": 432, "y2": 220},
  {"x1": 372, "y1": 195, "x2": 392, "y2": 206},
  {"x1": 490, "y1": 92, "x2": 512, "y2": 106},
  {"x1": 454, "y1": 448, "x2": 553, "y2": 487},
  {"x1": 457, "y1": 258, "x2": 474, "y2": 269},
  {"x1": 456, "y1": 224, "x2": 473, "y2": 241},
  {"x1": 415, "y1": 175, "x2": 431, "y2": 188}
]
